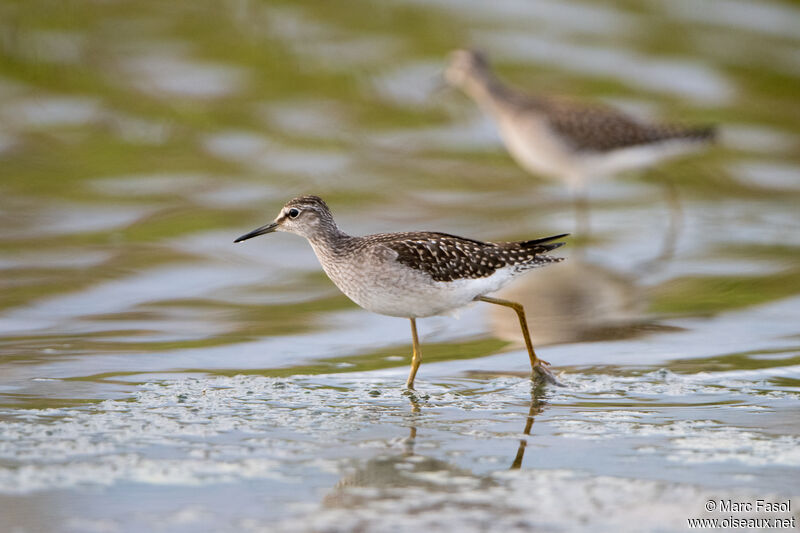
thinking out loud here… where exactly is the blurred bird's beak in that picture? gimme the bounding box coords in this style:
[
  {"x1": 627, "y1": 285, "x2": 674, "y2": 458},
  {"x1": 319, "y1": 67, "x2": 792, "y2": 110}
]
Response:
[
  {"x1": 234, "y1": 222, "x2": 278, "y2": 243},
  {"x1": 431, "y1": 74, "x2": 451, "y2": 98}
]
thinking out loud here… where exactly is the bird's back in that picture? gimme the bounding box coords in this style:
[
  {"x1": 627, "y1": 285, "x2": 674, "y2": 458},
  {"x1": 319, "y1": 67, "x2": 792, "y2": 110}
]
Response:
[
  {"x1": 366, "y1": 231, "x2": 566, "y2": 282},
  {"x1": 539, "y1": 98, "x2": 715, "y2": 152},
  {"x1": 502, "y1": 92, "x2": 715, "y2": 153},
  {"x1": 489, "y1": 89, "x2": 715, "y2": 185}
]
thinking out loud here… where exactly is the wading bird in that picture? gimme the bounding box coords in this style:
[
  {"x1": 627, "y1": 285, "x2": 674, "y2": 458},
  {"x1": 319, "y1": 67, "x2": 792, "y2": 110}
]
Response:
[
  {"x1": 444, "y1": 49, "x2": 715, "y2": 237},
  {"x1": 235, "y1": 195, "x2": 566, "y2": 388}
]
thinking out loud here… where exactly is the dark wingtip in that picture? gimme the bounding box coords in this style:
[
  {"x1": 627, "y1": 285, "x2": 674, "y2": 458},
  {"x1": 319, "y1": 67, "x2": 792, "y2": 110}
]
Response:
[
  {"x1": 695, "y1": 124, "x2": 717, "y2": 141},
  {"x1": 684, "y1": 124, "x2": 717, "y2": 143},
  {"x1": 520, "y1": 233, "x2": 570, "y2": 247}
]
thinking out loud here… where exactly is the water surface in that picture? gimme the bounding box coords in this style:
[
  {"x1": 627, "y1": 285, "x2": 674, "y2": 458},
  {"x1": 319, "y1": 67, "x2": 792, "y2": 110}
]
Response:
[{"x1": 1, "y1": 0, "x2": 799, "y2": 531}]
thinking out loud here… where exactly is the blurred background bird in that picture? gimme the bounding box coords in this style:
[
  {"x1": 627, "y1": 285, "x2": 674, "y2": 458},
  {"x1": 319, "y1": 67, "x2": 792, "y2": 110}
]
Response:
[{"x1": 444, "y1": 49, "x2": 716, "y2": 240}]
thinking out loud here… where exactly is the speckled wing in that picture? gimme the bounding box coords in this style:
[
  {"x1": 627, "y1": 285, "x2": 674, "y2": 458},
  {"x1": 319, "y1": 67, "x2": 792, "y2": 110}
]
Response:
[
  {"x1": 378, "y1": 232, "x2": 567, "y2": 282},
  {"x1": 533, "y1": 98, "x2": 715, "y2": 152}
]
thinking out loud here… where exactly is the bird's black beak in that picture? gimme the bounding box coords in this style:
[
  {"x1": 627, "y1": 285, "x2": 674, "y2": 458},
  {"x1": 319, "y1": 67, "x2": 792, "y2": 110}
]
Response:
[{"x1": 234, "y1": 222, "x2": 279, "y2": 243}]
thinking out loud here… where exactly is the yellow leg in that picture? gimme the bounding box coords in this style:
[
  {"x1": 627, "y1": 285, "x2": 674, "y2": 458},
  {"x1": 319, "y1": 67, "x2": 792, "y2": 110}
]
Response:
[
  {"x1": 478, "y1": 296, "x2": 560, "y2": 385},
  {"x1": 478, "y1": 296, "x2": 542, "y2": 368},
  {"x1": 405, "y1": 318, "x2": 422, "y2": 389}
]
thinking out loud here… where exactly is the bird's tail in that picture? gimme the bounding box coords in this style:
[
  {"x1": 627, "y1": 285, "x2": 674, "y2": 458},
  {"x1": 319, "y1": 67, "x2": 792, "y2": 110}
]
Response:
[
  {"x1": 655, "y1": 123, "x2": 717, "y2": 144},
  {"x1": 517, "y1": 233, "x2": 569, "y2": 253},
  {"x1": 685, "y1": 124, "x2": 717, "y2": 143}
]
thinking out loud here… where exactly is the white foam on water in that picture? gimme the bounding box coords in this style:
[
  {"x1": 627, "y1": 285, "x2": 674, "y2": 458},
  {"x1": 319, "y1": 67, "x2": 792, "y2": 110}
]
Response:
[{"x1": 0, "y1": 366, "x2": 796, "y2": 496}]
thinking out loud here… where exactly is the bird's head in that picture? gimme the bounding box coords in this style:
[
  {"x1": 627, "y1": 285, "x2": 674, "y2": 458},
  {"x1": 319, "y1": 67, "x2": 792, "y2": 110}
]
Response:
[
  {"x1": 234, "y1": 195, "x2": 336, "y2": 242},
  {"x1": 444, "y1": 49, "x2": 491, "y2": 89}
]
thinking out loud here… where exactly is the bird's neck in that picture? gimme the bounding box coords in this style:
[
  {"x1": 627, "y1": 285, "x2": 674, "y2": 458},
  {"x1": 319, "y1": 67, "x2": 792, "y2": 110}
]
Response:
[
  {"x1": 307, "y1": 227, "x2": 358, "y2": 286},
  {"x1": 307, "y1": 224, "x2": 353, "y2": 258},
  {"x1": 465, "y1": 72, "x2": 517, "y2": 116}
]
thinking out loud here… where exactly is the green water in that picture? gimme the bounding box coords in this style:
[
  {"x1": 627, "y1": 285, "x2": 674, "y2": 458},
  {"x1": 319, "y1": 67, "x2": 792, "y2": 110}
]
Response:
[{"x1": 1, "y1": 0, "x2": 799, "y2": 531}]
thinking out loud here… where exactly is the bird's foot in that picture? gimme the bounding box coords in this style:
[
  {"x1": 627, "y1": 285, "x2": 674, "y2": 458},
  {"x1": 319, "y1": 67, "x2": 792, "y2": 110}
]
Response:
[{"x1": 533, "y1": 360, "x2": 565, "y2": 387}]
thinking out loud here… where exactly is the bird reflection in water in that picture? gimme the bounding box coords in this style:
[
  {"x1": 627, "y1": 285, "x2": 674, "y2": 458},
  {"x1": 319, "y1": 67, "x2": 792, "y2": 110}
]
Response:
[
  {"x1": 510, "y1": 384, "x2": 546, "y2": 470},
  {"x1": 488, "y1": 258, "x2": 654, "y2": 347},
  {"x1": 323, "y1": 385, "x2": 547, "y2": 508}
]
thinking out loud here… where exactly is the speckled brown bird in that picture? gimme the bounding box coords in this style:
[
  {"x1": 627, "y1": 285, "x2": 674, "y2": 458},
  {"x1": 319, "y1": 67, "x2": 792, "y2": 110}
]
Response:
[
  {"x1": 445, "y1": 49, "x2": 715, "y2": 191},
  {"x1": 235, "y1": 195, "x2": 567, "y2": 389}
]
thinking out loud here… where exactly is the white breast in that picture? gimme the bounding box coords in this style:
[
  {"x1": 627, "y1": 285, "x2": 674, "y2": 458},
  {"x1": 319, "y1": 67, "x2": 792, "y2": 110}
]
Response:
[
  {"x1": 348, "y1": 267, "x2": 519, "y2": 318},
  {"x1": 312, "y1": 240, "x2": 520, "y2": 318},
  {"x1": 498, "y1": 115, "x2": 578, "y2": 184}
]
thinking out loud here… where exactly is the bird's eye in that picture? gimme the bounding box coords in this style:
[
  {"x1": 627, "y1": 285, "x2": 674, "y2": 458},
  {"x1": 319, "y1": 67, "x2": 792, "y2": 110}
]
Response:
[{"x1": 287, "y1": 208, "x2": 300, "y2": 219}]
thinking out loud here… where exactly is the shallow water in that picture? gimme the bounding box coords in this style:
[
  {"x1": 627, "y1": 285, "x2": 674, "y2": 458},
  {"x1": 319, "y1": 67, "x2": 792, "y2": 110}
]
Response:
[{"x1": 1, "y1": 0, "x2": 799, "y2": 531}]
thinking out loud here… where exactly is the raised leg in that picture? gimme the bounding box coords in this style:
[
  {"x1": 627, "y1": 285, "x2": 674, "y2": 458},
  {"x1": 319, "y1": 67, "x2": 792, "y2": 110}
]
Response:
[
  {"x1": 405, "y1": 317, "x2": 422, "y2": 389},
  {"x1": 478, "y1": 296, "x2": 541, "y2": 367},
  {"x1": 478, "y1": 296, "x2": 561, "y2": 385}
]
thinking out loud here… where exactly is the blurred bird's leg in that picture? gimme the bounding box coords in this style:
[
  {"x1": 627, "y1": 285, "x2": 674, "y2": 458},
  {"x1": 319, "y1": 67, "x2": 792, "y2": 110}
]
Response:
[
  {"x1": 660, "y1": 178, "x2": 683, "y2": 263},
  {"x1": 405, "y1": 318, "x2": 422, "y2": 389},
  {"x1": 573, "y1": 188, "x2": 590, "y2": 252},
  {"x1": 477, "y1": 296, "x2": 561, "y2": 385},
  {"x1": 637, "y1": 174, "x2": 684, "y2": 274}
]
